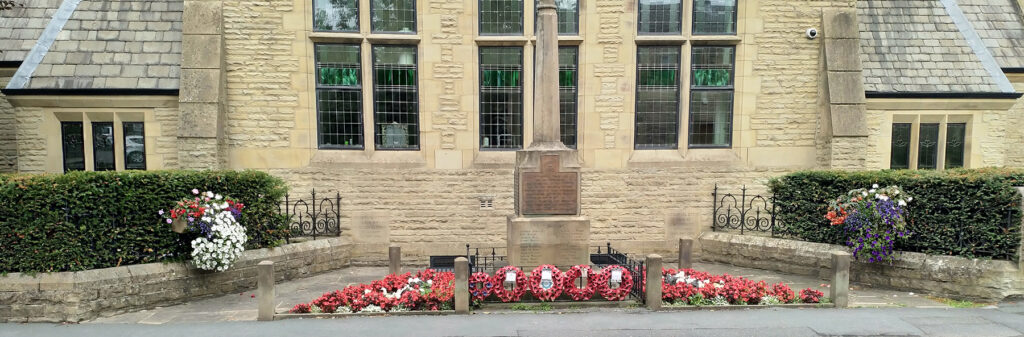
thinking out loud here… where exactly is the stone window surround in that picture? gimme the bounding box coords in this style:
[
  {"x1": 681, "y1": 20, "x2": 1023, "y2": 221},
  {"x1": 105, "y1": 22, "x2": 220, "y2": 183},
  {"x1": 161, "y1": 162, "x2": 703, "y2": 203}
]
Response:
[
  {"x1": 628, "y1": 0, "x2": 743, "y2": 165},
  {"x1": 49, "y1": 109, "x2": 156, "y2": 172},
  {"x1": 306, "y1": 0, "x2": 426, "y2": 167},
  {"x1": 886, "y1": 113, "x2": 973, "y2": 170}
]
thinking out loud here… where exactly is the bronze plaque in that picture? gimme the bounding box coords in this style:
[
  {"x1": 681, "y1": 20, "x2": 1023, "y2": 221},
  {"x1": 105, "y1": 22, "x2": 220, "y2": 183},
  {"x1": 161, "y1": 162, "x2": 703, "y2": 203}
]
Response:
[{"x1": 522, "y1": 155, "x2": 578, "y2": 215}]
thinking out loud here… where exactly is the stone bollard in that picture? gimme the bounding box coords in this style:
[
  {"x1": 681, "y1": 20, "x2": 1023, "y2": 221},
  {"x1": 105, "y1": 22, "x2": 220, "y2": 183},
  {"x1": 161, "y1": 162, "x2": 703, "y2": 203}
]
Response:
[
  {"x1": 831, "y1": 251, "x2": 851, "y2": 308},
  {"x1": 645, "y1": 254, "x2": 663, "y2": 311},
  {"x1": 389, "y1": 245, "x2": 401, "y2": 275},
  {"x1": 678, "y1": 238, "x2": 693, "y2": 269},
  {"x1": 454, "y1": 257, "x2": 469, "y2": 314},
  {"x1": 257, "y1": 260, "x2": 275, "y2": 321}
]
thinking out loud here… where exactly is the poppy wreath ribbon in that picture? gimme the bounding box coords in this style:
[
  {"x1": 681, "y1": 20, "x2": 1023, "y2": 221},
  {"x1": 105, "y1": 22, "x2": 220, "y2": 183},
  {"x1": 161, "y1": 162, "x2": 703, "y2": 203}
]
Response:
[
  {"x1": 528, "y1": 265, "x2": 565, "y2": 301},
  {"x1": 562, "y1": 265, "x2": 596, "y2": 301},
  {"x1": 492, "y1": 266, "x2": 528, "y2": 302},
  {"x1": 595, "y1": 265, "x2": 633, "y2": 301},
  {"x1": 468, "y1": 272, "x2": 496, "y2": 301}
]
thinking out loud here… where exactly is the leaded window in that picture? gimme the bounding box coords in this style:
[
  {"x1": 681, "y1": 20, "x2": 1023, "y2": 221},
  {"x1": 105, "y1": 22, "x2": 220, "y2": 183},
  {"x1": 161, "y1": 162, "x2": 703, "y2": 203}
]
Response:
[
  {"x1": 92, "y1": 122, "x2": 115, "y2": 171},
  {"x1": 693, "y1": 0, "x2": 737, "y2": 35},
  {"x1": 559, "y1": 46, "x2": 578, "y2": 148},
  {"x1": 314, "y1": 0, "x2": 359, "y2": 32},
  {"x1": 535, "y1": 0, "x2": 579, "y2": 35},
  {"x1": 316, "y1": 44, "x2": 364, "y2": 149},
  {"x1": 123, "y1": 122, "x2": 146, "y2": 170},
  {"x1": 479, "y1": 47, "x2": 524, "y2": 149},
  {"x1": 635, "y1": 46, "x2": 680, "y2": 149},
  {"x1": 373, "y1": 45, "x2": 419, "y2": 150},
  {"x1": 638, "y1": 0, "x2": 682, "y2": 35},
  {"x1": 479, "y1": 0, "x2": 523, "y2": 35},
  {"x1": 945, "y1": 123, "x2": 966, "y2": 169},
  {"x1": 688, "y1": 46, "x2": 735, "y2": 147},
  {"x1": 917, "y1": 123, "x2": 940, "y2": 170},
  {"x1": 890, "y1": 123, "x2": 911, "y2": 170},
  {"x1": 61, "y1": 122, "x2": 85, "y2": 172},
  {"x1": 372, "y1": 0, "x2": 416, "y2": 33}
]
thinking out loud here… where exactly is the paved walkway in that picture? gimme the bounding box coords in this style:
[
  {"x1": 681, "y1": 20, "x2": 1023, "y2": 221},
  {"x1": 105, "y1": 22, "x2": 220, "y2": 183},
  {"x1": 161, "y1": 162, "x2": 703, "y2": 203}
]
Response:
[{"x1": 87, "y1": 262, "x2": 963, "y2": 324}]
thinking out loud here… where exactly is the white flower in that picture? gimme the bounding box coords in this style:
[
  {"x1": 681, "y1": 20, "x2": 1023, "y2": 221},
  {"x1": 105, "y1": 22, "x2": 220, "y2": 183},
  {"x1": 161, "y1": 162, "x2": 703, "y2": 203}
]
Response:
[
  {"x1": 869, "y1": 189, "x2": 876, "y2": 194},
  {"x1": 192, "y1": 189, "x2": 199, "y2": 195},
  {"x1": 862, "y1": 191, "x2": 868, "y2": 197},
  {"x1": 898, "y1": 200, "x2": 907, "y2": 206},
  {"x1": 872, "y1": 184, "x2": 879, "y2": 189},
  {"x1": 907, "y1": 197, "x2": 913, "y2": 202}
]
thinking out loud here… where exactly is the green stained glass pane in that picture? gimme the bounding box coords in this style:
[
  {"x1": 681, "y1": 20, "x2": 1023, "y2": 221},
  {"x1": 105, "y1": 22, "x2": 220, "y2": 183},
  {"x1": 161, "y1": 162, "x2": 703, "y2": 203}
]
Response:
[
  {"x1": 918, "y1": 123, "x2": 939, "y2": 170},
  {"x1": 479, "y1": 47, "x2": 524, "y2": 149},
  {"x1": 635, "y1": 46, "x2": 681, "y2": 149},
  {"x1": 691, "y1": 46, "x2": 734, "y2": 87},
  {"x1": 314, "y1": 0, "x2": 359, "y2": 32},
  {"x1": 890, "y1": 123, "x2": 911, "y2": 169},
  {"x1": 945, "y1": 123, "x2": 966, "y2": 169},
  {"x1": 559, "y1": 46, "x2": 578, "y2": 148},
  {"x1": 316, "y1": 44, "x2": 361, "y2": 87}
]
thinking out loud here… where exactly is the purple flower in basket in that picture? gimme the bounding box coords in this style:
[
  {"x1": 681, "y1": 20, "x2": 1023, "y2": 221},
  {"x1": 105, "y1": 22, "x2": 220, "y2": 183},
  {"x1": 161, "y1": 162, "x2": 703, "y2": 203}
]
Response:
[{"x1": 166, "y1": 218, "x2": 172, "y2": 224}]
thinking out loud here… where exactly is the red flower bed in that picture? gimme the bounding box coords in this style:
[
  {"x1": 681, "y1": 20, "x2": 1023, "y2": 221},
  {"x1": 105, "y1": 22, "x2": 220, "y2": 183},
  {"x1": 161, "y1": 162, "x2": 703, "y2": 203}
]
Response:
[
  {"x1": 661, "y1": 268, "x2": 822, "y2": 305},
  {"x1": 290, "y1": 269, "x2": 455, "y2": 314}
]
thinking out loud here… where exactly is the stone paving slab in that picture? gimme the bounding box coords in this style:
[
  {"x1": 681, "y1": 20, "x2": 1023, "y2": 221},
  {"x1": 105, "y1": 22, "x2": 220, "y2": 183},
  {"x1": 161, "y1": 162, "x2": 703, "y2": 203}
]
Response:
[{"x1": 87, "y1": 262, "x2": 952, "y2": 324}]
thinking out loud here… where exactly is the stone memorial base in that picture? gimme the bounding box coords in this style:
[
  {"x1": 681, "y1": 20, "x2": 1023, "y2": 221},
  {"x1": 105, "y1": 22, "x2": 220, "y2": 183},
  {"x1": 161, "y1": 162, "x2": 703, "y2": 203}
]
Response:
[{"x1": 507, "y1": 216, "x2": 591, "y2": 268}]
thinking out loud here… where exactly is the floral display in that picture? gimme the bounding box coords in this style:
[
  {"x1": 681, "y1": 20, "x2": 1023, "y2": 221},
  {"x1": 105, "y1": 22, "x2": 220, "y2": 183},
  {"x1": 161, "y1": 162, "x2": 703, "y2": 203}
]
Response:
[
  {"x1": 799, "y1": 288, "x2": 824, "y2": 303},
  {"x1": 528, "y1": 265, "x2": 565, "y2": 301},
  {"x1": 160, "y1": 190, "x2": 247, "y2": 271},
  {"x1": 492, "y1": 266, "x2": 528, "y2": 302},
  {"x1": 825, "y1": 184, "x2": 912, "y2": 264},
  {"x1": 661, "y1": 268, "x2": 816, "y2": 305},
  {"x1": 593, "y1": 265, "x2": 633, "y2": 301},
  {"x1": 562, "y1": 265, "x2": 597, "y2": 301},
  {"x1": 468, "y1": 272, "x2": 496, "y2": 301},
  {"x1": 289, "y1": 270, "x2": 455, "y2": 314}
]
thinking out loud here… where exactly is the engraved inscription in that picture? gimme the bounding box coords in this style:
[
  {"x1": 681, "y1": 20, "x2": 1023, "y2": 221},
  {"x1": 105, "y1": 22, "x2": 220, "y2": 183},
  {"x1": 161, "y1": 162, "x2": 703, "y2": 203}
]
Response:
[{"x1": 522, "y1": 155, "x2": 578, "y2": 215}]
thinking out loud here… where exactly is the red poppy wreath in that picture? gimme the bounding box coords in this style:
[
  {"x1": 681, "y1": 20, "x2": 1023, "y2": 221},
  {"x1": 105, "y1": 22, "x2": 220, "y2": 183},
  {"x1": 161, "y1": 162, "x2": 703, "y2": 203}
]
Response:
[
  {"x1": 529, "y1": 265, "x2": 565, "y2": 301},
  {"x1": 468, "y1": 272, "x2": 496, "y2": 301},
  {"x1": 492, "y1": 265, "x2": 528, "y2": 302},
  {"x1": 595, "y1": 265, "x2": 633, "y2": 301},
  {"x1": 562, "y1": 264, "x2": 597, "y2": 301}
]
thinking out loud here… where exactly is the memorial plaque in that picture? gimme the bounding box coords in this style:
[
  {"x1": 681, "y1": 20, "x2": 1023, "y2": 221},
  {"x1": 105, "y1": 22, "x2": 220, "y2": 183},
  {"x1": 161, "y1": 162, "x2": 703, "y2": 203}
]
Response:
[
  {"x1": 507, "y1": 217, "x2": 590, "y2": 268},
  {"x1": 522, "y1": 155, "x2": 578, "y2": 215}
]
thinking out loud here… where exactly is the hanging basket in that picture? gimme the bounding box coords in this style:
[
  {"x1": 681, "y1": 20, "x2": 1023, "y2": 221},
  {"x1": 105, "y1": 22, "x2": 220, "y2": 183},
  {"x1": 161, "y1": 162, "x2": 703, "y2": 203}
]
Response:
[{"x1": 171, "y1": 217, "x2": 187, "y2": 233}]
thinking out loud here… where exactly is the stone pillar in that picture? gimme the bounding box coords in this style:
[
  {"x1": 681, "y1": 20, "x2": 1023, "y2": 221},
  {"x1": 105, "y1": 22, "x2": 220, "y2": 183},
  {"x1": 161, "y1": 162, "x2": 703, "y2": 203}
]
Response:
[
  {"x1": 830, "y1": 251, "x2": 851, "y2": 308},
  {"x1": 821, "y1": 9, "x2": 869, "y2": 170},
  {"x1": 678, "y1": 238, "x2": 693, "y2": 269},
  {"x1": 178, "y1": 0, "x2": 225, "y2": 170},
  {"x1": 257, "y1": 261, "x2": 275, "y2": 321},
  {"x1": 645, "y1": 254, "x2": 663, "y2": 311},
  {"x1": 388, "y1": 245, "x2": 401, "y2": 275},
  {"x1": 532, "y1": 0, "x2": 560, "y2": 145},
  {"x1": 454, "y1": 257, "x2": 469, "y2": 314},
  {"x1": 1017, "y1": 187, "x2": 1024, "y2": 269}
]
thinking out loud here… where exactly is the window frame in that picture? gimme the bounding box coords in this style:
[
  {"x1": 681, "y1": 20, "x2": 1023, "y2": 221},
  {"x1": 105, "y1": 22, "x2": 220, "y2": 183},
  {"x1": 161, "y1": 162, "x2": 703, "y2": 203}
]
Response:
[
  {"x1": 691, "y1": 0, "x2": 738, "y2": 36},
  {"x1": 478, "y1": 46, "x2": 525, "y2": 151},
  {"x1": 314, "y1": 43, "x2": 365, "y2": 150},
  {"x1": 91, "y1": 121, "x2": 116, "y2": 172},
  {"x1": 371, "y1": 44, "x2": 421, "y2": 151},
  {"x1": 122, "y1": 122, "x2": 147, "y2": 170},
  {"x1": 558, "y1": 45, "x2": 579, "y2": 148},
  {"x1": 478, "y1": 0, "x2": 525, "y2": 36},
  {"x1": 637, "y1": 0, "x2": 685, "y2": 36},
  {"x1": 687, "y1": 45, "x2": 736, "y2": 149},
  {"x1": 370, "y1": 0, "x2": 418, "y2": 34},
  {"x1": 312, "y1": 0, "x2": 360, "y2": 33},
  {"x1": 887, "y1": 115, "x2": 970, "y2": 170},
  {"x1": 533, "y1": 0, "x2": 580, "y2": 36},
  {"x1": 61, "y1": 121, "x2": 86, "y2": 173},
  {"x1": 633, "y1": 45, "x2": 683, "y2": 150}
]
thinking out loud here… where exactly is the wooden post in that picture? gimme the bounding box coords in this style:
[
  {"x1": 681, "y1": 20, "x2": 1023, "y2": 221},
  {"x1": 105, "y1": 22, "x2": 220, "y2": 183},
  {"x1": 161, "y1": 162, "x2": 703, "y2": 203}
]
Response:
[
  {"x1": 678, "y1": 238, "x2": 693, "y2": 269},
  {"x1": 389, "y1": 245, "x2": 401, "y2": 275},
  {"x1": 645, "y1": 254, "x2": 662, "y2": 311},
  {"x1": 257, "y1": 260, "x2": 275, "y2": 321},
  {"x1": 454, "y1": 257, "x2": 469, "y2": 314},
  {"x1": 831, "y1": 251, "x2": 851, "y2": 308}
]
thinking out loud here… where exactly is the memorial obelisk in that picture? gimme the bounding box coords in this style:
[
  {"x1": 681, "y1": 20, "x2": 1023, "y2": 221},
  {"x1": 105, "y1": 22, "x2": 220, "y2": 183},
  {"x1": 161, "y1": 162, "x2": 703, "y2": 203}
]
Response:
[{"x1": 506, "y1": 0, "x2": 591, "y2": 268}]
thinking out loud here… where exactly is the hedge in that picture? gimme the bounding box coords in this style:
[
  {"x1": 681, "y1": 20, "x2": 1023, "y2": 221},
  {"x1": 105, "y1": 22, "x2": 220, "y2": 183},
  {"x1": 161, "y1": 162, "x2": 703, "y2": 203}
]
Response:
[
  {"x1": 768, "y1": 168, "x2": 1024, "y2": 260},
  {"x1": 0, "y1": 170, "x2": 289, "y2": 273}
]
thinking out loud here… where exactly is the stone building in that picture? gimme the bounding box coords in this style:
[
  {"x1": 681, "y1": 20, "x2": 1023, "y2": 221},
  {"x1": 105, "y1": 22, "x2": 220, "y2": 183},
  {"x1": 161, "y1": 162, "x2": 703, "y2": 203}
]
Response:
[{"x1": 1, "y1": 0, "x2": 1023, "y2": 263}]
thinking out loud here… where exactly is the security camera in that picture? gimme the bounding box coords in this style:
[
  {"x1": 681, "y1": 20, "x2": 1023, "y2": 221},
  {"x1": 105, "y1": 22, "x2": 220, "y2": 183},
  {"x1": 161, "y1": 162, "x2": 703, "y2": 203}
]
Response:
[{"x1": 806, "y1": 28, "x2": 819, "y2": 39}]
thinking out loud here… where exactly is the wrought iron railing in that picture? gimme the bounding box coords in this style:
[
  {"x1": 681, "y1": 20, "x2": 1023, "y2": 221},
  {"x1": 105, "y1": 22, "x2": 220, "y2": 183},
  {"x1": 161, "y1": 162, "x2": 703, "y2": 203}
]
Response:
[
  {"x1": 711, "y1": 185, "x2": 782, "y2": 237},
  {"x1": 279, "y1": 189, "x2": 342, "y2": 241}
]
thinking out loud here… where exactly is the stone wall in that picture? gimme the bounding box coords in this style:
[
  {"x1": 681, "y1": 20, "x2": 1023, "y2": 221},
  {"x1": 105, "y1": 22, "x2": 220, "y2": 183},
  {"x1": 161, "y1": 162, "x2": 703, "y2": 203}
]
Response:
[
  {"x1": 0, "y1": 76, "x2": 17, "y2": 172},
  {"x1": 0, "y1": 237, "x2": 352, "y2": 323},
  {"x1": 700, "y1": 232, "x2": 1024, "y2": 301}
]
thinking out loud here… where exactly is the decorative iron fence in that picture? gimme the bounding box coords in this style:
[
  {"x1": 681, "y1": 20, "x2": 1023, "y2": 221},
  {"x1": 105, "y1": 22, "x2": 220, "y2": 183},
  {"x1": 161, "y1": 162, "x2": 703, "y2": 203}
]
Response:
[
  {"x1": 279, "y1": 189, "x2": 342, "y2": 241},
  {"x1": 711, "y1": 185, "x2": 783, "y2": 237}
]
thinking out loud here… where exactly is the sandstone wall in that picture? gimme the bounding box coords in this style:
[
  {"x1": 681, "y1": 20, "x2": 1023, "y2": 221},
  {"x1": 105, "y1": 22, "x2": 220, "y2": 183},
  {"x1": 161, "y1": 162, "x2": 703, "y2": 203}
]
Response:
[
  {"x1": 700, "y1": 232, "x2": 1024, "y2": 301},
  {"x1": 0, "y1": 237, "x2": 352, "y2": 323},
  {"x1": 0, "y1": 76, "x2": 17, "y2": 172}
]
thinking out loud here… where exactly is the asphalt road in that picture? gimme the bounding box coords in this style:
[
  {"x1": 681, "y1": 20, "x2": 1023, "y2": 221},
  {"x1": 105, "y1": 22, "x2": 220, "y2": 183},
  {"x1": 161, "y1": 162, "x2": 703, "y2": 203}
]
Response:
[{"x1": 6, "y1": 305, "x2": 1024, "y2": 337}]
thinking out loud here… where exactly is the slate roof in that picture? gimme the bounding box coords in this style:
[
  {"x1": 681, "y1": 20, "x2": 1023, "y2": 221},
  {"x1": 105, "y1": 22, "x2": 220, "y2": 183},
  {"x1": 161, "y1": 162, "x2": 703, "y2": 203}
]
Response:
[
  {"x1": 0, "y1": 0, "x2": 63, "y2": 63},
  {"x1": 958, "y1": 0, "x2": 1024, "y2": 70},
  {"x1": 10, "y1": 0, "x2": 183, "y2": 90},
  {"x1": 857, "y1": 0, "x2": 1006, "y2": 94}
]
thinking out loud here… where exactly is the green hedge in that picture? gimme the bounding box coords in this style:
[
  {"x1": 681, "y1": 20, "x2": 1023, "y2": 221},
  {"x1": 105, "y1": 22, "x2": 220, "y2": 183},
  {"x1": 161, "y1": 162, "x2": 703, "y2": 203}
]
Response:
[
  {"x1": 768, "y1": 169, "x2": 1024, "y2": 260},
  {"x1": 0, "y1": 170, "x2": 289, "y2": 273}
]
